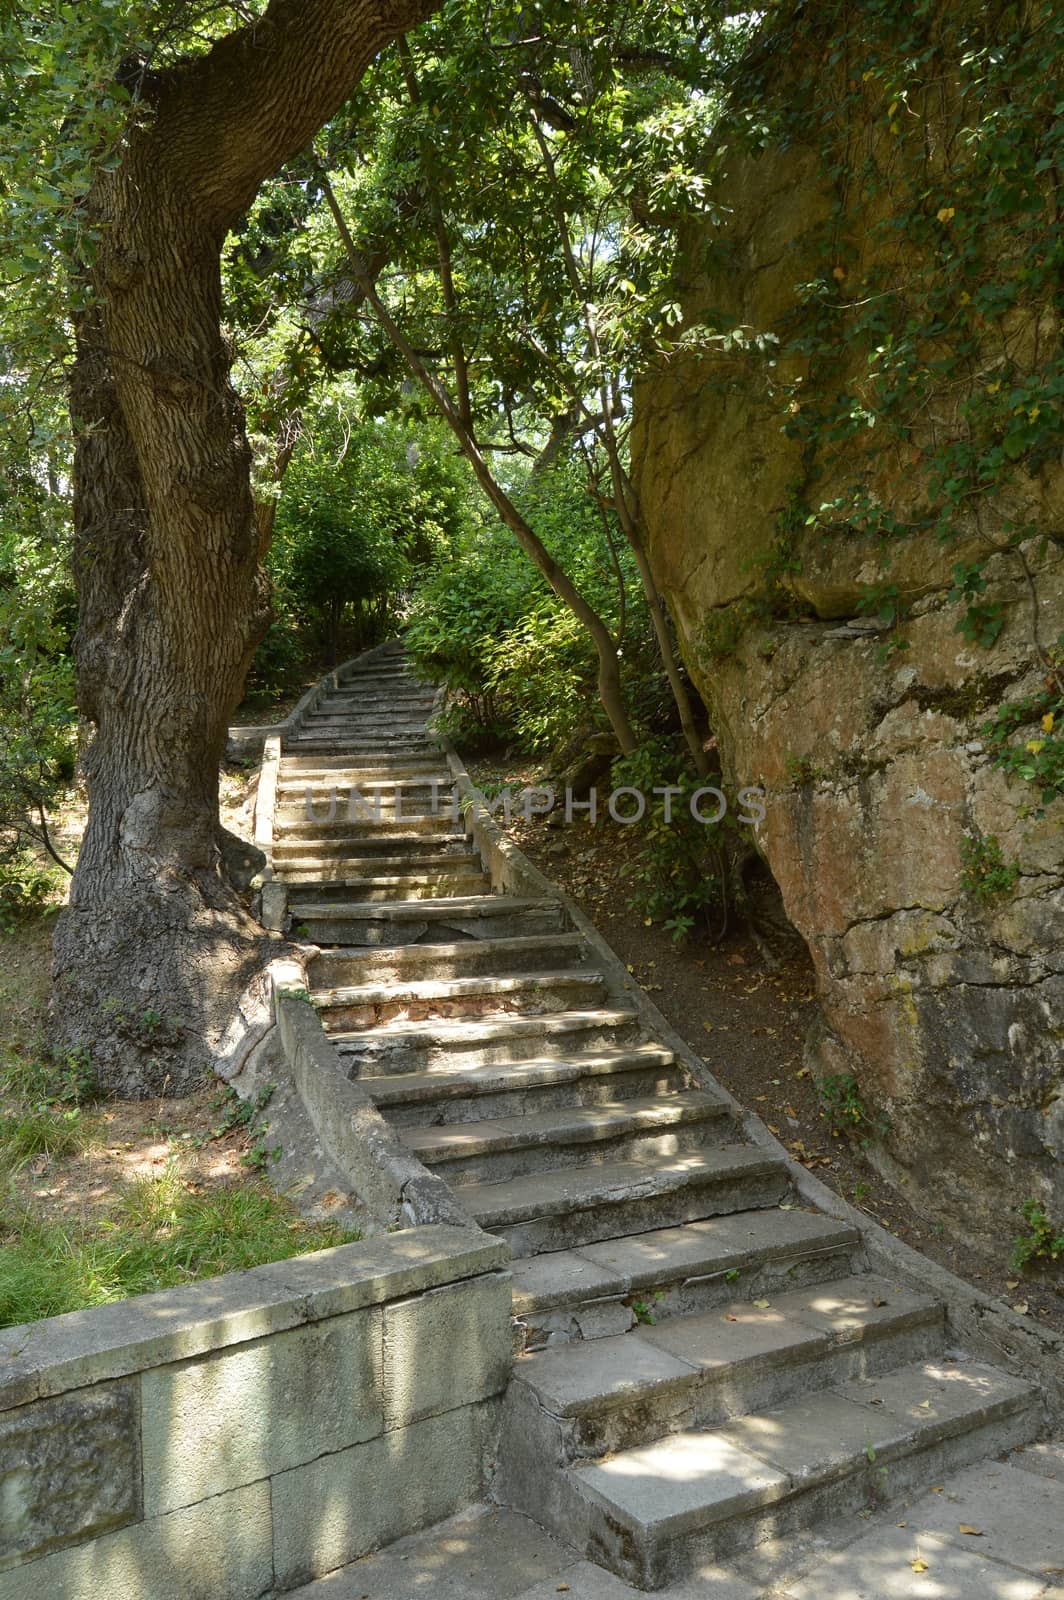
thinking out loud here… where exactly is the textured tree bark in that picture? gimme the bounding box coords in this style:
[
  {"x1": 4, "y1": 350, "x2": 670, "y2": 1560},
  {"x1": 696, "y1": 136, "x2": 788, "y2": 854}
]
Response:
[{"x1": 52, "y1": 0, "x2": 442, "y2": 1095}]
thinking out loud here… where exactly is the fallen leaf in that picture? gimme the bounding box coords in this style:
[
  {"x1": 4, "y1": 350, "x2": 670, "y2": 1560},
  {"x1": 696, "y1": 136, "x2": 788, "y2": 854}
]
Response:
[
  {"x1": 557, "y1": 1586, "x2": 571, "y2": 1594},
  {"x1": 918, "y1": 1399, "x2": 932, "y2": 1409},
  {"x1": 911, "y1": 1558, "x2": 929, "y2": 1573},
  {"x1": 752, "y1": 1298, "x2": 771, "y2": 1309},
  {"x1": 958, "y1": 1525, "x2": 983, "y2": 1537},
  {"x1": 724, "y1": 1312, "x2": 738, "y2": 1322},
  {"x1": 1006, "y1": 1278, "x2": 1020, "y2": 1290},
  {"x1": 703, "y1": 1021, "x2": 714, "y2": 1033},
  {"x1": 1012, "y1": 1301, "x2": 1030, "y2": 1315},
  {"x1": 930, "y1": 1485, "x2": 944, "y2": 1493}
]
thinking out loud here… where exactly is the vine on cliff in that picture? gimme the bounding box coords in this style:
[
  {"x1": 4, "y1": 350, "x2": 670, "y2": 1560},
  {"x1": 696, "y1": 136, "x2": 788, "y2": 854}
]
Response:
[{"x1": 710, "y1": 0, "x2": 1064, "y2": 795}]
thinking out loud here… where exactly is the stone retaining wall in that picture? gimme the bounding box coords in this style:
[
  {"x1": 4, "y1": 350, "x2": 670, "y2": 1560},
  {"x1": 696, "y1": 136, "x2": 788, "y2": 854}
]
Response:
[{"x1": 0, "y1": 1224, "x2": 511, "y2": 1598}]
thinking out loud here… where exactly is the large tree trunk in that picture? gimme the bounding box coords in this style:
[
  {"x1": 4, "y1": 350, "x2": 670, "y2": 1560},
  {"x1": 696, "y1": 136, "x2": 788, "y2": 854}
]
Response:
[{"x1": 51, "y1": 0, "x2": 441, "y2": 1095}]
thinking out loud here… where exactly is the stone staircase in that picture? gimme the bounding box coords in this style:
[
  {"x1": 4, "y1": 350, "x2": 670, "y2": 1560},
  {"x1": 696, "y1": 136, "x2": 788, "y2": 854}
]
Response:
[{"x1": 272, "y1": 642, "x2": 1042, "y2": 1593}]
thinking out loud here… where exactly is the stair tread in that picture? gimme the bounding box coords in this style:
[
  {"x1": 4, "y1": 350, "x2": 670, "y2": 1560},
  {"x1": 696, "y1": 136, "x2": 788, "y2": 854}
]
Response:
[
  {"x1": 398, "y1": 1091, "x2": 729, "y2": 1161},
  {"x1": 639, "y1": 1274, "x2": 941, "y2": 1364},
  {"x1": 314, "y1": 968, "x2": 605, "y2": 1007},
  {"x1": 311, "y1": 932, "x2": 587, "y2": 967},
  {"x1": 282, "y1": 859, "x2": 483, "y2": 882},
  {"x1": 294, "y1": 894, "x2": 555, "y2": 919},
  {"x1": 510, "y1": 1210, "x2": 860, "y2": 1313},
  {"x1": 463, "y1": 1145, "x2": 787, "y2": 1228},
  {"x1": 569, "y1": 1359, "x2": 1037, "y2": 1538},
  {"x1": 329, "y1": 1007, "x2": 640, "y2": 1046},
  {"x1": 515, "y1": 1274, "x2": 937, "y2": 1416},
  {"x1": 365, "y1": 1044, "x2": 678, "y2": 1101}
]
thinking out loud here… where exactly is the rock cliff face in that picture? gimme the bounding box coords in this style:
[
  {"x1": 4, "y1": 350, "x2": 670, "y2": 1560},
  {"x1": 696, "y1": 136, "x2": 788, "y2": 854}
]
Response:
[{"x1": 632, "y1": 49, "x2": 1064, "y2": 1251}]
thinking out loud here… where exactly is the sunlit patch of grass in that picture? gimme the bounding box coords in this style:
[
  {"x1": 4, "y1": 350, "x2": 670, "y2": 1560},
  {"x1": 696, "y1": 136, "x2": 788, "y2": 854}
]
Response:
[
  {"x1": 0, "y1": 1168, "x2": 361, "y2": 1327},
  {"x1": 0, "y1": 1104, "x2": 93, "y2": 1164}
]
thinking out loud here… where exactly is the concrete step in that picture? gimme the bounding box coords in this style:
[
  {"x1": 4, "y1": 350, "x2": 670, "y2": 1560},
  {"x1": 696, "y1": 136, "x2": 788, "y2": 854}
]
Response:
[
  {"x1": 509, "y1": 1209, "x2": 862, "y2": 1349},
  {"x1": 300, "y1": 715, "x2": 434, "y2": 733},
  {"x1": 307, "y1": 932, "x2": 590, "y2": 987},
  {"x1": 276, "y1": 776, "x2": 454, "y2": 801},
  {"x1": 367, "y1": 1044, "x2": 684, "y2": 1128},
  {"x1": 273, "y1": 833, "x2": 471, "y2": 864},
  {"x1": 281, "y1": 853, "x2": 483, "y2": 886},
  {"x1": 508, "y1": 1275, "x2": 944, "y2": 1464},
  {"x1": 313, "y1": 968, "x2": 608, "y2": 1030},
  {"x1": 565, "y1": 1359, "x2": 1040, "y2": 1587},
  {"x1": 294, "y1": 895, "x2": 568, "y2": 947},
  {"x1": 331, "y1": 1006, "x2": 643, "y2": 1074},
  {"x1": 288, "y1": 872, "x2": 492, "y2": 905},
  {"x1": 284, "y1": 739, "x2": 441, "y2": 758},
  {"x1": 399, "y1": 1091, "x2": 731, "y2": 1188},
  {"x1": 279, "y1": 756, "x2": 451, "y2": 778},
  {"x1": 323, "y1": 684, "x2": 436, "y2": 699},
  {"x1": 462, "y1": 1145, "x2": 792, "y2": 1257},
  {"x1": 274, "y1": 811, "x2": 457, "y2": 840}
]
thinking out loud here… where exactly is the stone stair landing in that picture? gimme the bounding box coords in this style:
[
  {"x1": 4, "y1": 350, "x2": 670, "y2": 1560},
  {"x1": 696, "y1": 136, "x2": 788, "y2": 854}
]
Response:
[{"x1": 272, "y1": 642, "x2": 1043, "y2": 1593}]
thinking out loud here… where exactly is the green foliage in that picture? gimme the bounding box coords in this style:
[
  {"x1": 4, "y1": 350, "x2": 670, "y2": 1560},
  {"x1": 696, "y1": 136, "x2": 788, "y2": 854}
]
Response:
[
  {"x1": 816, "y1": 1073, "x2": 890, "y2": 1147},
  {"x1": 407, "y1": 462, "x2": 654, "y2": 753},
  {"x1": 0, "y1": 1173, "x2": 360, "y2": 1328},
  {"x1": 631, "y1": 1289, "x2": 665, "y2": 1326},
  {"x1": 959, "y1": 832, "x2": 1020, "y2": 904},
  {"x1": 980, "y1": 670, "x2": 1064, "y2": 814},
  {"x1": 611, "y1": 739, "x2": 742, "y2": 942},
  {"x1": 783, "y1": 754, "x2": 824, "y2": 788},
  {"x1": 1010, "y1": 1198, "x2": 1064, "y2": 1274},
  {"x1": 0, "y1": 483, "x2": 78, "y2": 913},
  {"x1": 259, "y1": 410, "x2": 476, "y2": 680},
  {"x1": 0, "y1": 1105, "x2": 92, "y2": 1163},
  {"x1": 712, "y1": 0, "x2": 1064, "y2": 728},
  {"x1": 0, "y1": 1044, "x2": 96, "y2": 1110}
]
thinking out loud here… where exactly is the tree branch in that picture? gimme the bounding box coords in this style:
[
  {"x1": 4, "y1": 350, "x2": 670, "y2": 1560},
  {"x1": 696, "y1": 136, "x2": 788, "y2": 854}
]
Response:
[{"x1": 148, "y1": 0, "x2": 445, "y2": 228}]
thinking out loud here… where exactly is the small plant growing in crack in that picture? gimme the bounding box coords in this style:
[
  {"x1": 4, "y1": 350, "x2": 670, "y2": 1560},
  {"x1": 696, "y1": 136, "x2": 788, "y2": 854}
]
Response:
[
  {"x1": 816, "y1": 1072, "x2": 890, "y2": 1148},
  {"x1": 863, "y1": 1440, "x2": 889, "y2": 1512},
  {"x1": 631, "y1": 1290, "x2": 666, "y2": 1325}
]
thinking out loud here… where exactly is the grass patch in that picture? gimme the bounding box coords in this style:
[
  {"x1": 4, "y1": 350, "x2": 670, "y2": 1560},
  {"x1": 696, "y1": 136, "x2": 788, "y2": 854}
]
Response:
[
  {"x1": 0, "y1": 1105, "x2": 93, "y2": 1163},
  {"x1": 0, "y1": 1164, "x2": 361, "y2": 1327}
]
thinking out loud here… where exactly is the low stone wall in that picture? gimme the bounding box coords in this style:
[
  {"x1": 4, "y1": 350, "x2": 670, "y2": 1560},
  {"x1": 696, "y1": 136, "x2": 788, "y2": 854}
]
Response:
[
  {"x1": 274, "y1": 981, "x2": 471, "y2": 1229},
  {"x1": 0, "y1": 1224, "x2": 511, "y2": 1599}
]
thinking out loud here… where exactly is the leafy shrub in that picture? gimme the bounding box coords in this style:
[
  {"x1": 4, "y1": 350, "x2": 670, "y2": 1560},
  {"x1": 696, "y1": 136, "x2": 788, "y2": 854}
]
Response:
[
  {"x1": 959, "y1": 832, "x2": 1020, "y2": 904},
  {"x1": 259, "y1": 411, "x2": 478, "y2": 679},
  {"x1": 611, "y1": 739, "x2": 742, "y2": 943},
  {"x1": 816, "y1": 1073, "x2": 890, "y2": 1147},
  {"x1": 407, "y1": 461, "x2": 656, "y2": 754},
  {"x1": 1011, "y1": 1198, "x2": 1064, "y2": 1274},
  {"x1": 0, "y1": 514, "x2": 77, "y2": 907}
]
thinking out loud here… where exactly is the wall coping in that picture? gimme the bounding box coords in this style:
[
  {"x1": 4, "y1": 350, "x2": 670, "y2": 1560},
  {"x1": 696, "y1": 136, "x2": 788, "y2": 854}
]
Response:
[{"x1": 0, "y1": 1222, "x2": 505, "y2": 1414}]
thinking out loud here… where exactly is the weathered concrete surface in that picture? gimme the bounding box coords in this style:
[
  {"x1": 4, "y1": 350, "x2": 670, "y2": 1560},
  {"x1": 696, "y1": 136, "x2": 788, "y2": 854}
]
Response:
[
  {"x1": 0, "y1": 1381, "x2": 139, "y2": 1569},
  {"x1": 281, "y1": 1453, "x2": 1064, "y2": 1599},
  {"x1": 0, "y1": 1479, "x2": 274, "y2": 1600},
  {"x1": 0, "y1": 1224, "x2": 512, "y2": 1592}
]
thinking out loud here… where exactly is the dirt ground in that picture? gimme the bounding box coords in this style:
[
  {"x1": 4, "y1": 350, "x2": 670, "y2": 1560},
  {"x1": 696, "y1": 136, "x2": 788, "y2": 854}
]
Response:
[{"x1": 469, "y1": 759, "x2": 1063, "y2": 1337}]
